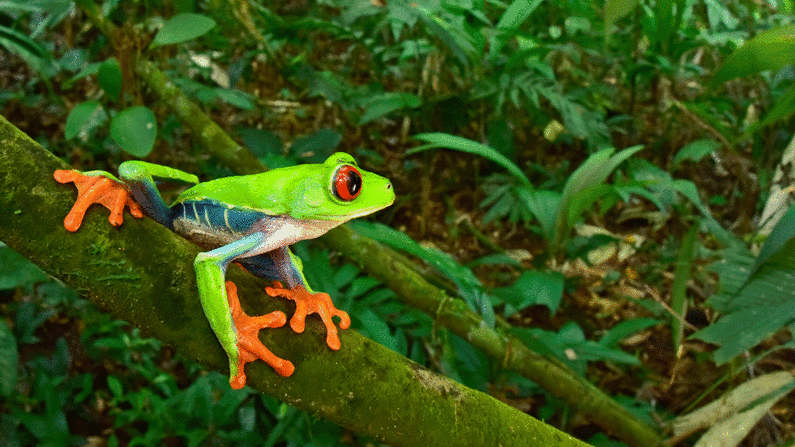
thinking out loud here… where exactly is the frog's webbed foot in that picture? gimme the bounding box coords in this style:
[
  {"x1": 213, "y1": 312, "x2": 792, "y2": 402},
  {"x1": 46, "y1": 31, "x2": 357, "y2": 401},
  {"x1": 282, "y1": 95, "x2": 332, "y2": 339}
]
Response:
[
  {"x1": 226, "y1": 281, "x2": 294, "y2": 389},
  {"x1": 53, "y1": 170, "x2": 143, "y2": 232},
  {"x1": 265, "y1": 282, "x2": 351, "y2": 350}
]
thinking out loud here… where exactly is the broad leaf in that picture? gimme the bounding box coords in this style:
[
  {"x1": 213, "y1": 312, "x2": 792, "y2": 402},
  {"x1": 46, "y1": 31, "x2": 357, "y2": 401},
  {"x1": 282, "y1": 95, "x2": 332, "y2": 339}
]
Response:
[
  {"x1": 98, "y1": 57, "x2": 122, "y2": 101},
  {"x1": 110, "y1": 106, "x2": 157, "y2": 157},
  {"x1": 492, "y1": 270, "x2": 564, "y2": 315},
  {"x1": 497, "y1": 0, "x2": 544, "y2": 30},
  {"x1": 711, "y1": 25, "x2": 795, "y2": 87},
  {"x1": 694, "y1": 236, "x2": 795, "y2": 364},
  {"x1": 359, "y1": 92, "x2": 421, "y2": 125},
  {"x1": 151, "y1": 13, "x2": 216, "y2": 48},
  {"x1": 64, "y1": 101, "x2": 107, "y2": 141}
]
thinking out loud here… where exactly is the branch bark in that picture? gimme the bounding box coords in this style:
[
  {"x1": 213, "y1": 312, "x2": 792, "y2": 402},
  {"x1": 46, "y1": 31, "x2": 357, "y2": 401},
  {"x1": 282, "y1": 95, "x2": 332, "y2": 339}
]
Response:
[{"x1": 0, "y1": 114, "x2": 590, "y2": 447}]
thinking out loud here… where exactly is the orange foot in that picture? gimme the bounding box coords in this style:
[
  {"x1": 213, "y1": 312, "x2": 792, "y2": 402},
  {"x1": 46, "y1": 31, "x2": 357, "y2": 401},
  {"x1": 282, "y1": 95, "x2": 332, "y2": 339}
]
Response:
[
  {"x1": 265, "y1": 282, "x2": 351, "y2": 350},
  {"x1": 226, "y1": 281, "x2": 294, "y2": 389},
  {"x1": 53, "y1": 170, "x2": 143, "y2": 232}
]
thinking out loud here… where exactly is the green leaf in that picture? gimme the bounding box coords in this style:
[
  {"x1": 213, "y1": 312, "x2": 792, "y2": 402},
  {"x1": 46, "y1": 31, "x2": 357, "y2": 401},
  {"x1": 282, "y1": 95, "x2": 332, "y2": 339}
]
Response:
[
  {"x1": 711, "y1": 25, "x2": 795, "y2": 87},
  {"x1": 747, "y1": 84, "x2": 795, "y2": 135},
  {"x1": 0, "y1": 24, "x2": 57, "y2": 77},
  {"x1": 107, "y1": 375, "x2": 123, "y2": 399},
  {"x1": 359, "y1": 92, "x2": 421, "y2": 125},
  {"x1": 289, "y1": 129, "x2": 342, "y2": 159},
  {"x1": 150, "y1": 13, "x2": 216, "y2": 48},
  {"x1": 214, "y1": 88, "x2": 254, "y2": 110},
  {"x1": 410, "y1": 133, "x2": 531, "y2": 187},
  {"x1": 671, "y1": 224, "x2": 698, "y2": 349},
  {"x1": 358, "y1": 309, "x2": 396, "y2": 351},
  {"x1": 673, "y1": 139, "x2": 720, "y2": 166},
  {"x1": 110, "y1": 106, "x2": 157, "y2": 157},
  {"x1": 751, "y1": 203, "x2": 795, "y2": 278},
  {"x1": 694, "y1": 236, "x2": 795, "y2": 364},
  {"x1": 98, "y1": 57, "x2": 122, "y2": 101},
  {"x1": 492, "y1": 270, "x2": 565, "y2": 314},
  {"x1": 0, "y1": 319, "x2": 18, "y2": 396},
  {"x1": 555, "y1": 145, "x2": 643, "y2": 245},
  {"x1": 598, "y1": 318, "x2": 660, "y2": 348},
  {"x1": 0, "y1": 243, "x2": 49, "y2": 290},
  {"x1": 497, "y1": 0, "x2": 544, "y2": 30},
  {"x1": 64, "y1": 101, "x2": 107, "y2": 141},
  {"x1": 237, "y1": 127, "x2": 282, "y2": 157},
  {"x1": 604, "y1": 0, "x2": 639, "y2": 33}
]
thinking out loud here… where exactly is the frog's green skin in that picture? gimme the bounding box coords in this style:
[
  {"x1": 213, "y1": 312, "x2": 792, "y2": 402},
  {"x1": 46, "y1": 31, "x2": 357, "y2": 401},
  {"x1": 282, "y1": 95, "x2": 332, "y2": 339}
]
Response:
[{"x1": 60, "y1": 153, "x2": 394, "y2": 387}]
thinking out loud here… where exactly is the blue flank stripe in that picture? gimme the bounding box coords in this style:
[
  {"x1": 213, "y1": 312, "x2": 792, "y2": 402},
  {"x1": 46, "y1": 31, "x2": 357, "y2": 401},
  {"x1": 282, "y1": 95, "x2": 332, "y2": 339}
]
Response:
[{"x1": 172, "y1": 200, "x2": 263, "y2": 232}]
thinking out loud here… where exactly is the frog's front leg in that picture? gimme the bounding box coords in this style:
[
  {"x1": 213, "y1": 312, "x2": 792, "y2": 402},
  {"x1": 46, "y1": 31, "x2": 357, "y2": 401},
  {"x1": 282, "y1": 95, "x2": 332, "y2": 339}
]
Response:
[
  {"x1": 54, "y1": 170, "x2": 143, "y2": 231},
  {"x1": 54, "y1": 161, "x2": 197, "y2": 232},
  {"x1": 194, "y1": 233, "x2": 294, "y2": 389}
]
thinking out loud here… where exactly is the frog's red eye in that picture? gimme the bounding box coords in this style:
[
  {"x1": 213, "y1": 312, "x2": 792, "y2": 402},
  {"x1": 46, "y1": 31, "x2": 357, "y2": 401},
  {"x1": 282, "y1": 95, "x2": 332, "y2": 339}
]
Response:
[{"x1": 333, "y1": 165, "x2": 362, "y2": 201}]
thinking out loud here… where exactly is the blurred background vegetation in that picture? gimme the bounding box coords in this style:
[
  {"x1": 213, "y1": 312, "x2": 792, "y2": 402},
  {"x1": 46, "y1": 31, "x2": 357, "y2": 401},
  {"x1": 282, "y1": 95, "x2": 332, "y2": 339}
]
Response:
[{"x1": 2, "y1": 0, "x2": 795, "y2": 446}]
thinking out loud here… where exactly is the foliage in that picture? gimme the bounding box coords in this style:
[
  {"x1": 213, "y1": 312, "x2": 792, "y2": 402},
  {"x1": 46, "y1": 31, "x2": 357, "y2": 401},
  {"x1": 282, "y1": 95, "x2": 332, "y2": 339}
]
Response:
[
  {"x1": 694, "y1": 204, "x2": 795, "y2": 364},
  {"x1": 3, "y1": 0, "x2": 795, "y2": 445}
]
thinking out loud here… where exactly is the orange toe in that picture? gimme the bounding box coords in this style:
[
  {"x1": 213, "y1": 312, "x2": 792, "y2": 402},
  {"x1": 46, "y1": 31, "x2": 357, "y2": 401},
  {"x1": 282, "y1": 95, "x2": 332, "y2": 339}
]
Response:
[
  {"x1": 226, "y1": 281, "x2": 293, "y2": 389},
  {"x1": 265, "y1": 284, "x2": 350, "y2": 351},
  {"x1": 54, "y1": 170, "x2": 142, "y2": 231}
]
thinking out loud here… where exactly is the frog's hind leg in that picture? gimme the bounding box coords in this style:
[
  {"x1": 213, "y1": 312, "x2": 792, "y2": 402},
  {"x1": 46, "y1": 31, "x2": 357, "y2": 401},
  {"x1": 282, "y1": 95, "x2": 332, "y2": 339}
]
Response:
[
  {"x1": 194, "y1": 233, "x2": 294, "y2": 388},
  {"x1": 240, "y1": 247, "x2": 351, "y2": 351}
]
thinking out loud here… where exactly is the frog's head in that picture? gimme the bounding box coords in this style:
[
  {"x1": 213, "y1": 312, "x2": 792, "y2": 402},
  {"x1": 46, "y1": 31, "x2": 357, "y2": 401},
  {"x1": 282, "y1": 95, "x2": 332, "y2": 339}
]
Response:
[{"x1": 292, "y1": 152, "x2": 395, "y2": 222}]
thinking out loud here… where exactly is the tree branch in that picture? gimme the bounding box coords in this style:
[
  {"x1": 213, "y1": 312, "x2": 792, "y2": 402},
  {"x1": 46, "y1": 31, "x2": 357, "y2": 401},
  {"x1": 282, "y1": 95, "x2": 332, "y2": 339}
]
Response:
[{"x1": 0, "y1": 114, "x2": 590, "y2": 447}]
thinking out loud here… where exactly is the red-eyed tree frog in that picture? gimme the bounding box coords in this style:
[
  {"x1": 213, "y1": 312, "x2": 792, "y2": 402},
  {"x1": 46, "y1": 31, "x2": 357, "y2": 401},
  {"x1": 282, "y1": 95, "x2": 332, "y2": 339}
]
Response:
[{"x1": 53, "y1": 153, "x2": 394, "y2": 389}]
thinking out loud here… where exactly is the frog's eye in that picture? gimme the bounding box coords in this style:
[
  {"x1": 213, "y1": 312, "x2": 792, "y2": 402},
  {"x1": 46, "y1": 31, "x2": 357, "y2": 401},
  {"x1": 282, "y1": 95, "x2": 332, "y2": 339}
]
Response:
[{"x1": 333, "y1": 165, "x2": 362, "y2": 201}]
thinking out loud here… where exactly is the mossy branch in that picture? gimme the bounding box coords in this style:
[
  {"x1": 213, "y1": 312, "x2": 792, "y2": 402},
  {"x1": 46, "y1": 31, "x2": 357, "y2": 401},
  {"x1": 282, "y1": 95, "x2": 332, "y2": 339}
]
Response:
[{"x1": 0, "y1": 114, "x2": 590, "y2": 447}]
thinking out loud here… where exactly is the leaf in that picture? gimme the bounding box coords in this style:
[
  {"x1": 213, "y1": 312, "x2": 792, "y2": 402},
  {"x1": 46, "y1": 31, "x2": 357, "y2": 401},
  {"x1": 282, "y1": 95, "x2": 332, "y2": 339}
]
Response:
[
  {"x1": 497, "y1": 0, "x2": 544, "y2": 30},
  {"x1": 711, "y1": 24, "x2": 795, "y2": 87},
  {"x1": 0, "y1": 24, "x2": 57, "y2": 77},
  {"x1": 64, "y1": 101, "x2": 107, "y2": 141},
  {"x1": 237, "y1": 127, "x2": 282, "y2": 157},
  {"x1": 150, "y1": 13, "x2": 217, "y2": 48},
  {"x1": 0, "y1": 243, "x2": 49, "y2": 290},
  {"x1": 98, "y1": 57, "x2": 122, "y2": 101},
  {"x1": 359, "y1": 92, "x2": 421, "y2": 125},
  {"x1": 213, "y1": 88, "x2": 254, "y2": 110},
  {"x1": 750, "y1": 202, "x2": 795, "y2": 277},
  {"x1": 671, "y1": 371, "x2": 795, "y2": 443},
  {"x1": 410, "y1": 133, "x2": 531, "y2": 187},
  {"x1": 673, "y1": 139, "x2": 720, "y2": 166},
  {"x1": 671, "y1": 225, "x2": 698, "y2": 349},
  {"x1": 110, "y1": 106, "x2": 157, "y2": 157},
  {"x1": 693, "y1": 236, "x2": 795, "y2": 364},
  {"x1": 0, "y1": 319, "x2": 18, "y2": 396},
  {"x1": 492, "y1": 270, "x2": 564, "y2": 315},
  {"x1": 604, "y1": 0, "x2": 639, "y2": 33},
  {"x1": 554, "y1": 145, "x2": 643, "y2": 245},
  {"x1": 747, "y1": 83, "x2": 795, "y2": 134},
  {"x1": 598, "y1": 318, "x2": 660, "y2": 348},
  {"x1": 289, "y1": 129, "x2": 342, "y2": 159},
  {"x1": 358, "y1": 309, "x2": 396, "y2": 351}
]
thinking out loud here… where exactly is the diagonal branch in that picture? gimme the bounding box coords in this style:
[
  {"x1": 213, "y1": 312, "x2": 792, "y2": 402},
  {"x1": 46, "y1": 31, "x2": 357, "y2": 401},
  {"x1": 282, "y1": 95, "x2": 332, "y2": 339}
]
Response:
[{"x1": 0, "y1": 114, "x2": 590, "y2": 447}]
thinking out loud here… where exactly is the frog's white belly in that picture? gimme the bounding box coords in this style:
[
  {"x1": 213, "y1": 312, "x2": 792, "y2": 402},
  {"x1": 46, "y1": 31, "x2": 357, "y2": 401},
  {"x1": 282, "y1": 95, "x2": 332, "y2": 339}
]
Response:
[
  {"x1": 245, "y1": 216, "x2": 344, "y2": 257},
  {"x1": 173, "y1": 212, "x2": 343, "y2": 256}
]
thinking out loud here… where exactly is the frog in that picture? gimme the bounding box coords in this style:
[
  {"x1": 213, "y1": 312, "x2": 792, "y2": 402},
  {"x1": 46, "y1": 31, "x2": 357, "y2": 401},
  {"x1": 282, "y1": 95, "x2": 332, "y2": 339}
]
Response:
[{"x1": 54, "y1": 152, "x2": 395, "y2": 389}]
